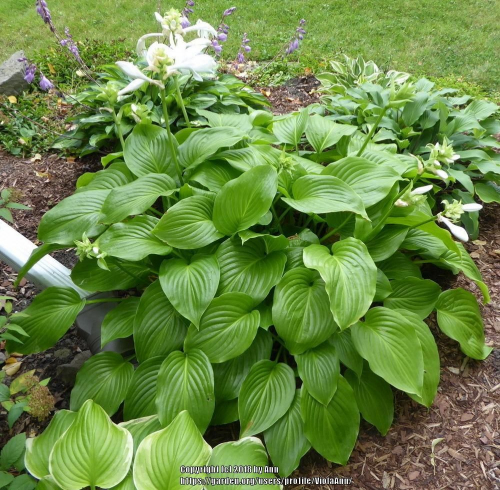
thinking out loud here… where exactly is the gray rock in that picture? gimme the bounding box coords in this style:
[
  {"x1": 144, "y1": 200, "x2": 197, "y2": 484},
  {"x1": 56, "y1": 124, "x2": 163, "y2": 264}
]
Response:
[
  {"x1": 0, "y1": 51, "x2": 29, "y2": 96},
  {"x1": 54, "y1": 348, "x2": 71, "y2": 359},
  {"x1": 56, "y1": 350, "x2": 92, "y2": 386}
]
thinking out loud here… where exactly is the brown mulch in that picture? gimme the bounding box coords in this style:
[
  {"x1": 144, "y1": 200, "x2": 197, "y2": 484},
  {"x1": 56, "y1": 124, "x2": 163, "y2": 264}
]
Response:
[{"x1": 0, "y1": 80, "x2": 499, "y2": 488}]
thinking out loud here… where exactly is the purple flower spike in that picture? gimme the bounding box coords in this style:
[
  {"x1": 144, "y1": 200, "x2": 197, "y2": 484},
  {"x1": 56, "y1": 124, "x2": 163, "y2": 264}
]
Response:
[
  {"x1": 39, "y1": 73, "x2": 54, "y2": 91},
  {"x1": 24, "y1": 63, "x2": 37, "y2": 83},
  {"x1": 237, "y1": 52, "x2": 245, "y2": 63},
  {"x1": 182, "y1": 0, "x2": 195, "y2": 23},
  {"x1": 285, "y1": 19, "x2": 306, "y2": 56},
  {"x1": 212, "y1": 40, "x2": 223, "y2": 55},
  {"x1": 36, "y1": 0, "x2": 55, "y2": 32},
  {"x1": 236, "y1": 33, "x2": 250, "y2": 64},
  {"x1": 223, "y1": 7, "x2": 237, "y2": 17},
  {"x1": 60, "y1": 27, "x2": 83, "y2": 63}
]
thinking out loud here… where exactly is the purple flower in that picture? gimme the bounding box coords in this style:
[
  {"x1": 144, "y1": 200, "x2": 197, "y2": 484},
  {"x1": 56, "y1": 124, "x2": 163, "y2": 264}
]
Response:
[
  {"x1": 24, "y1": 63, "x2": 37, "y2": 83},
  {"x1": 285, "y1": 19, "x2": 306, "y2": 55},
  {"x1": 218, "y1": 32, "x2": 227, "y2": 42},
  {"x1": 236, "y1": 33, "x2": 250, "y2": 64},
  {"x1": 237, "y1": 52, "x2": 245, "y2": 63},
  {"x1": 60, "y1": 28, "x2": 82, "y2": 63},
  {"x1": 182, "y1": 0, "x2": 195, "y2": 25},
  {"x1": 36, "y1": 0, "x2": 55, "y2": 32},
  {"x1": 223, "y1": 7, "x2": 236, "y2": 16},
  {"x1": 39, "y1": 74, "x2": 54, "y2": 91},
  {"x1": 212, "y1": 40, "x2": 223, "y2": 55}
]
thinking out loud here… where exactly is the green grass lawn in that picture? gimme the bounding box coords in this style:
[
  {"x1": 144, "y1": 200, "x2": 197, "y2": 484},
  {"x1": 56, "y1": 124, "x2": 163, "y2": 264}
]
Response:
[{"x1": 0, "y1": 0, "x2": 498, "y2": 93}]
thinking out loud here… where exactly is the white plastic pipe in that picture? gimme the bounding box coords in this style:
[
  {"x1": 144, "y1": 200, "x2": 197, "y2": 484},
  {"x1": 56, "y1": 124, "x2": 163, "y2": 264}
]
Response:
[{"x1": 0, "y1": 219, "x2": 90, "y2": 298}]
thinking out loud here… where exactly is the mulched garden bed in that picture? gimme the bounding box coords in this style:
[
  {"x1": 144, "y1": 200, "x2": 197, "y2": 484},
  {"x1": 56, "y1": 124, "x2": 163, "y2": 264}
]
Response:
[{"x1": 0, "y1": 79, "x2": 498, "y2": 489}]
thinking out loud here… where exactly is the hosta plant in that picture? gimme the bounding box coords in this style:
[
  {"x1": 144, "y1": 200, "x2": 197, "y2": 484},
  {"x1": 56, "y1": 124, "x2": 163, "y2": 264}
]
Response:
[
  {"x1": 8, "y1": 99, "x2": 493, "y2": 481},
  {"x1": 317, "y1": 56, "x2": 500, "y2": 238}
]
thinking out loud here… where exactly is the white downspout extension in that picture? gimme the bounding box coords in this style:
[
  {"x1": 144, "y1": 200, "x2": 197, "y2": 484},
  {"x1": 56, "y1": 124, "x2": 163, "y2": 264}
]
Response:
[{"x1": 0, "y1": 220, "x2": 133, "y2": 354}]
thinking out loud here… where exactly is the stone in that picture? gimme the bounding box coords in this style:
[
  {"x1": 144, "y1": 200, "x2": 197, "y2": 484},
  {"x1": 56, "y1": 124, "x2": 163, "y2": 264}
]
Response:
[
  {"x1": 56, "y1": 350, "x2": 92, "y2": 386},
  {"x1": 54, "y1": 348, "x2": 71, "y2": 359},
  {"x1": 0, "y1": 51, "x2": 29, "y2": 96}
]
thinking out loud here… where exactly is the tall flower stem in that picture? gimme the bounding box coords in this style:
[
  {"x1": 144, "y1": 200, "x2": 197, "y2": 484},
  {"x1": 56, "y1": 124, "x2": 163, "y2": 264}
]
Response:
[
  {"x1": 112, "y1": 109, "x2": 125, "y2": 148},
  {"x1": 357, "y1": 106, "x2": 388, "y2": 157},
  {"x1": 160, "y1": 88, "x2": 183, "y2": 183},
  {"x1": 174, "y1": 77, "x2": 191, "y2": 128}
]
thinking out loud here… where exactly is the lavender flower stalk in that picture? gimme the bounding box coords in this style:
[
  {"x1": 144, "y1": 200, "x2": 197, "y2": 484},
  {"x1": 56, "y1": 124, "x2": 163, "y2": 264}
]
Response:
[
  {"x1": 60, "y1": 27, "x2": 82, "y2": 63},
  {"x1": 36, "y1": 0, "x2": 55, "y2": 33},
  {"x1": 39, "y1": 73, "x2": 54, "y2": 91},
  {"x1": 286, "y1": 19, "x2": 306, "y2": 54},
  {"x1": 18, "y1": 57, "x2": 37, "y2": 83},
  {"x1": 236, "y1": 33, "x2": 251, "y2": 64},
  {"x1": 211, "y1": 6, "x2": 236, "y2": 56},
  {"x1": 181, "y1": 0, "x2": 195, "y2": 28}
]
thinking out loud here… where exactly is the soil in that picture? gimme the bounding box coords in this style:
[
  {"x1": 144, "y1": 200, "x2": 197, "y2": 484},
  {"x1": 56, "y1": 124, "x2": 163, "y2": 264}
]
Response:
[{"x1": 0, "y1": 79, "x2": 498, "y2": 489}]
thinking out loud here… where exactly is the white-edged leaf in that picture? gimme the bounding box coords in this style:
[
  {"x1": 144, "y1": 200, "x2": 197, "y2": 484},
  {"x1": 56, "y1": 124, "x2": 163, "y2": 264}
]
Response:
[{"x1": 119, "y1": 415, "x2": 162, "y2": 454}]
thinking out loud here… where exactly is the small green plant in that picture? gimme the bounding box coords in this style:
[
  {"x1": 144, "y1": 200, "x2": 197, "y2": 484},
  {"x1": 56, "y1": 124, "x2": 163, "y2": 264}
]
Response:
[
  {"x1": 0, "y1": 433, "x2": 36, "y2": 490},
  {"x1": 0, "y1": 189, "x2": 31, "y2": 224}
]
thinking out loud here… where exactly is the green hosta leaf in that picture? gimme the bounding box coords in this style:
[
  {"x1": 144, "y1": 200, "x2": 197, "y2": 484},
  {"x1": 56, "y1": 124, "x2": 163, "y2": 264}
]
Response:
[
  {"x1": 210, "y1": 399, "x2": 239, "y2": 426},
  {"x1": 344, "y1": 364, "x2": 394, "y2": 436},
  {"x1": 365, "y1": 226, "x2": 408, "y2": 262},
  {"x1": 133, "y1": 411, "x2": 211, "y2": 490},
  {"x1": 124, "y1": 123, "x2": 177, "y2": 178},
  {"x1": 272, "y1": 108, "x2": 309, "y2": 146},
  {"x1": 50, "y1": 400, "x2": 133, "y2": 490},
  {"x1": 101, "y1": 174, "x2": 176, "y2": 224},
  {"x1": 213, "y1": 329, "x2": 273, "y2": 401},
  {"x1": 123, "y1": 357, "x2": 163, "y2": 421},
  {"x1": 110, "y1": 472, "x2": 135, "y2": 490},
  {"x1": 197, "y1": 110, "x2": 253, "y2": 132},
  {"x1": 239, "y1": 360, "x2": 295, "y2": 438},
  {"x1": 159, "y1": 254, "x2": 220, "y2": 328},
  {"x1": 395, "y1": 310, "x2": 440, "y2": 407},
  {"x1": 34, "y1": 476, "x2": 62, "y2": 490},
  {"x1": 70, "y1": 351, "x2": 134, "y2": 416},
  {"x1": 207, "y1": 437, "x2": 280, "y2": 490},
  {"x1": 156, "y1": 349, "x2": 215, "y2": 433},
  {"x1": 101, "y1": 297, "x2": 140, "y2": 348},
  {"x1": 402, "y1": 228, "x2": 448, "y2": 258},
  {"x1": 384, "y1": 277, "x2": 441, "y2": 319},
  {"x1": 98, "y1": 216, "x2": 172, "y2": 261},
  {"x1": 184, "y1": 293, "x2": 260, "y2": 363},
  {"x1": 439, "y1": 243, "x2": 490, "y2": 303},
  {"x1": 435, "y1": 288, "x2": 492, "y2": 360},
  {"x1": 402, "y1": 92, "x2": 429, "y2": 126},
  {"x1": 328, "y1": 330, "x2": 363, "y2": 377},
  {"x1": 374, "y1": 268, "x2": 392, "y2": 302},
  {"x1": 179, "y1": 127, "x2": 246, "y2": 169},
  {"x1": 189, "y1": 160, "x2": 241, "y2": 192},
  {"x1": 213, "y1": 165, "x2": 278, "y2": 235},
  {"x1": 475, "y1": 182, "x2": 500, "y2": 203},
  {"x1": 464, "y1": 99, "x2": 498, "y2": 120},
  {"x1": 273, "y1": 267, "x2": 336, "y2": 355},
  {"x1": 153, "y1": 195, "x2": 224, "y2": 249},
  {"x1": 216, "y1": 238, "x2": 287, "y2": 304},
  {"x1": 37, "y1": 190, "x2": 109, "y2": 245},
  {"x1": 25, "y1": 410, "x2": 76, "y2": 479},
  {"x1": 238, "y1": 231, "x2": 289, "y2": 253},
  {"x1": 76, "y1": 165, "x2": 133, "y2": 193},
  {"x1": 295, "y1": 342, "x2": 340, "y2": 406},
  {"x1": 379, "y1": 251, "x2": 422, "y2": 280},
  {"x1": 134, "y1": 280, "x2": 189, "y2": 362},
  {"x1": 303, "y1": 239, "x2": 377, "y2": 330},
  {"x1": 0, "y1": 472, "x2": 14, "y2": 488},
  {"x1": 282, "y1": 175, "x2": 368, "y2": 218},
  {"x1": 119, "y1": 415, "x2": 162, "y2": 454},
  {"x1": 305, "y1": 115, "x2": 357, "y2": 153},
  {"x1": 351, "y1": 307, "x2": 424, "y2": 395},
  {"x1": 7, "y1": 474, "x2": 36, "y2": 490},
  {"x1": 264, "y1": 390, "x2": 310, "y2": 478},
  {"x1": 322, "y1": 156, "x2": 401, "y2": 207},
  {"x1": 71, "y1": 258, "x2": 149, "y2": 292},
  {"x1": 417, "y1": 221, "x2": 460, "y2": 256},
  {"x1": 301, "y1": 376, "x2": 359, "y2": 465},
  {"x1": 5, "y1": 287, "x2": 85, "y2": 355},
  {"x1": 1, "y1": 433, "x2": 26, "y2": 470}
]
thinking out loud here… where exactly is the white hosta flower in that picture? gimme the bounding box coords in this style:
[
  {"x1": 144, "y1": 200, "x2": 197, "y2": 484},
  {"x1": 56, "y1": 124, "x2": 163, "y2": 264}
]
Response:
[
  {"x1": 437, "y1": 215, "x2": 469, "y2": 242},
  {"x1": 155, "y1": 9, "x2": 185, "y2": 36},
  {"x1": 442, "y1": 199, "x2": 483, "y2": 222},
  {"x1": 410, "y1": 185, "x2": 433, "y2": 196},
  {"x1": 396, "y1": 184, "x2": 433, "y2": 207},
  {"x1": 434, "y1": 168, "x2": 449, "y2": 180},
  {"x1": 427, "y1": 137, "x2": 460, "y2": 165},
  {"x1": 462, "y1": 203, "x2": 483, "y2": 212}
]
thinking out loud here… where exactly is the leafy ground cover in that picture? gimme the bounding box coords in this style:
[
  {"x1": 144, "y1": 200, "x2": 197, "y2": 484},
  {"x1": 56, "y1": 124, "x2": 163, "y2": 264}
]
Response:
[{"x1": 0, "y1": 0, "x2": 499, "y2": 93}]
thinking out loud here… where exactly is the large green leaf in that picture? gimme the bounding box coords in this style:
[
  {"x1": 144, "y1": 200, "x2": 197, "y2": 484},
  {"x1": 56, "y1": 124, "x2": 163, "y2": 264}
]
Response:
[
  {"x1": 98, "y1": 216, "x2": 172, "y2": 261},
  {"x1": 303, "y1": 239, "x2": 377, "y2": 330},
  {"x1": 272, "y1": 108, "x2": 309, "y2": 147},
  {"x1": 25, "y1": 410, "x2": 77, "y2": 479},
  {"x1": 37, "y1": 190, "x2": 109, "y2": 245},
  {"x1": 6, "y1": 287, "x2": 85, "y2": 355},
  {"x1": 273, "y1": 267, "x2": 337, "y2": 354},
  {"x1": 159, "y1": 254, "x2": 219, "y2": 328},
  {"x1": 402, "y1": 92, "x2": 429, "y2": 126},
  {"x1": 295, "y1": 342, "x2": 340, "y2": 406},
  {"x1": 435, "y1": 288, "x2": 492, "y2": 360},
  {"x1": 328, "y1": 330, "x2": 363, "y2": 377},
  {"x1": 207, "y1": 437, "x2": 280, "y2": 489},
  {"x1": 119, "y1": 415, "x2": 162, "y2": 454},
  {"x1": 213, "y1": 165, "x2": 278, "y2": 235},
  {"x1": 301, "y1": 376, "x2": 359, "y2": 465},
  {"x1": 216, "y1": 238, "x2": 287, "y2": 304},
  {"x1": 282, "y1": 175, "x2": 367, "y2": 218},
  {"x1": 323, "y1": 156, "x2": 401, "y2": 207},
  {"x1": 70, "y1": 351, "x2": 134, "y2": 416},
  {"x1": 49, "y1": 400, "x2": 133, "y2": 490},
  {"x1": 189, "y1": 160, "x2": 241, "y2": 192},
  {"x1": 374, "y1": 268, "x2": 393, "y2": 302},
  {"x1": 210, "y1": 399, "x2": 239, "y2": 426},
  {"x1": 395, "y1": 310, "x2": 440, "y2": 407},
  {"x1": 123, "y1": 357, "x2": 163, "y2": 421},
  {"x1": 305, "y1": 115, "x2": 357, "y2": 153},
  {"x1": 134, "y1": 280, "x2": 189, "y2": 362},
  {"x1": 101, "y1": 174, "x2": 176, "y2": 224},
  {"x1": 197, "y1": 110, "x2": 253, "y2": 132},
  {"x1": 124, "y1": 123, "x2": 176, "y2": 178},
  {"x1": 155, "y1": 349, "x2": 215, "y2": 433},
  {"x1": 344, "y1": 363, "x2": 394, "y2": 436},
  {"x1": 264, "y1": 390, "x2": 310, "y2": 478},
  {"x1": 351, "y1": 307, "x2": 424, "y2": 395},
  {"x1": 133, "y1": 411, "x2": 211, "y2": 490},
  {"x1": 365, "y1": 226, "x2": 408, "y2": 262},
  {"x1": 475, "y1": 182, "x2": 500, "y2": 204},
  {"x1": 238, "y1": 360, "x2": 295, "y2": 438},
  {"x1": 153, "y1": 195, "x2": 224, "y2": 249},
  {"x1": 384, "y1": 277, "x2": 441, "y2": 319},
  {"x1": 213, "y1": 329, "x2": 273, "y2": 401},
  {"x1": 101, "y1": 297, "x2": 140, "y2": 348},
  {"x1": 379, "y1": 251, "x2": 422, "y2": 280},
  {"x1": 402, "y1": 228, "x2": 448, "y2": 258},
  {"x1": 71, "y1": 258, "x2": 149, "y2": 292},
  {"x1": 184, "y1": 293, "x2": 260, "y2": 363},
  {"x1": 179, "y1": 127, "x2": 246, "y2": 169}
]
